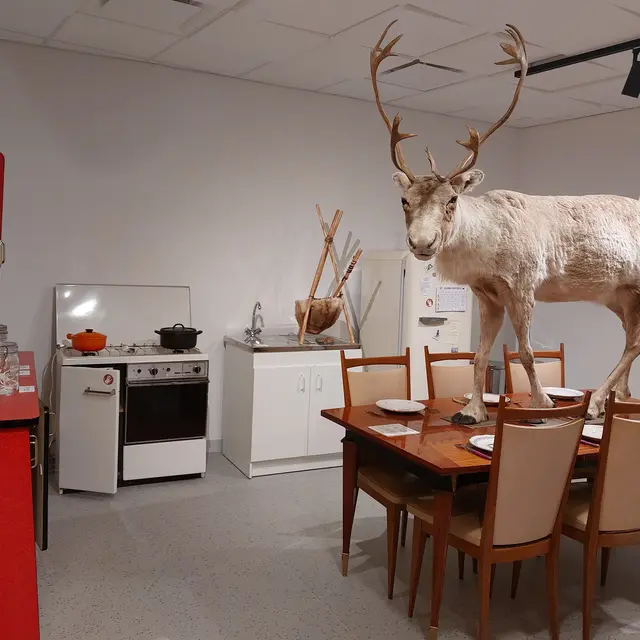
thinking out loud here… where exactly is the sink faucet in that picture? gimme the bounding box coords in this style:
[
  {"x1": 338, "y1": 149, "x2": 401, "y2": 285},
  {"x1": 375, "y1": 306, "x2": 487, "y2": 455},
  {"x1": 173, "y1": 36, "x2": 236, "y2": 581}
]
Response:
[{"x1": 244, "y1": 301, "x2": 264, "y2": 343}]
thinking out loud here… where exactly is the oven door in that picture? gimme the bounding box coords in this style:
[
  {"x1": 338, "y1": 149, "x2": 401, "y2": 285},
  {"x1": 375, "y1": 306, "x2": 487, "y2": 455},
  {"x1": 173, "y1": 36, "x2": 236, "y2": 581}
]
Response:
[{"x1": 125, "y1": 380, "x2": 208, "y2": 445}]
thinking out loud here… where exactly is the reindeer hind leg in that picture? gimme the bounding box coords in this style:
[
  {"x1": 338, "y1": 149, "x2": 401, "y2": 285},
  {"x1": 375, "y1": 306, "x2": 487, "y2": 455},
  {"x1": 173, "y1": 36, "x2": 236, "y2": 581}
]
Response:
[{"x1": 607, "y1": 303, "x2": 632, "y2": 401}]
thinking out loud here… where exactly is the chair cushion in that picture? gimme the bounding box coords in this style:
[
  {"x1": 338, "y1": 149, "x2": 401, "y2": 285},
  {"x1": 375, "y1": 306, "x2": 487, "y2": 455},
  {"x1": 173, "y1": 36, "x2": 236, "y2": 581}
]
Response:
[
  {"x1": 563, "y1": 484, "x2": 592, "y2": 531},
  {"x1": 407, "y1": 486, "x2": 486, "y2": 546},
  {"x1": 358, "y1": 465, "x2": 430, "y2": 504}
]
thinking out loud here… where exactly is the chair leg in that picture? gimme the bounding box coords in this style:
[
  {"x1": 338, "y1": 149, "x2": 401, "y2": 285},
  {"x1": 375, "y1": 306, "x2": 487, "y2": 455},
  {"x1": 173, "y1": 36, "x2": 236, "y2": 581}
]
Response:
[
  {"x1": 601, "y1": 547, "x2": 611, "y2": 587},
  {"x1": 478, "y1": 560, "x2": 492, "y2": 640},
  {"x1": 473, "y1": 558, "x2": 478, "y2": 574},
  {"x1": 583, "y1": 543, "x2": 597, "y2": 640},
  {"x1": 386, "y1": 504, "x2": 401, "y2": 599},
  {"x1": 546, "y1": 551, "x2": 560, "y2": 640},
  {"x1": 511, "y1": 561, "x2": 522, "y2": 599},
  {"x1": 400, "y1": 509, "x2": 408, "y2": 548},
  {"x1": 408, "y1": 517, "x2": 428, "y2": 618},
  {"x1": 458, "y1": 551, "x2": 465, "y2": 580}
]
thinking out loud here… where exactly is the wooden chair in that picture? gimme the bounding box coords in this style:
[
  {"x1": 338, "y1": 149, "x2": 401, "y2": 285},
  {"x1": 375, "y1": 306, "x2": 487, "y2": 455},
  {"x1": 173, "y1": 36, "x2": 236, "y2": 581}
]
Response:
[
  {"x1": 340, "y1": 348, "x2": 429, "y2": 599},
  {"x1": 503, "y1": 343, "x2": 565, "y2": 394},
  {"x1": 425, "y1": 346, "x2": 487, "y2": 399},
  {"x1": 407, "y1": 394, "x2": 590, "y2": 639},
  {"x1": 563, "y1": 390, "x2": 640, "y2": 640}
]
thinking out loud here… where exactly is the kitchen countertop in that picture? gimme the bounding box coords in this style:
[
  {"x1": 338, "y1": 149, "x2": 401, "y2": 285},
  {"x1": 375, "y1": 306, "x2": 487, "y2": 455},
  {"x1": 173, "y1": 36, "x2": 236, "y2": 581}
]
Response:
[
  {"x1": 224, "y1": 333, "x2": 360, "y2": 353},
  {"x1": 0, "y1": 351, "x2": 40, "y2": 429}
]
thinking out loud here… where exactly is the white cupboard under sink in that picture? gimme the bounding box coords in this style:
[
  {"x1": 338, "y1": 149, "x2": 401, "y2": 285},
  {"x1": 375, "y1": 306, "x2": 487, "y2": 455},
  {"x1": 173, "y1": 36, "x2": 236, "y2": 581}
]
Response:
[{"x1": 222, "y1": 340, "x2": 361, "y2": 478}]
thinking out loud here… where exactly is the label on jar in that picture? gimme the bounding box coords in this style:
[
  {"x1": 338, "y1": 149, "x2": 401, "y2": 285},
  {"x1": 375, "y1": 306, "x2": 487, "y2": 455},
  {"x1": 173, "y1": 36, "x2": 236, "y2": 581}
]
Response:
[{"x1": 19, "y1": 385, "x2": 35, "y2": 393}]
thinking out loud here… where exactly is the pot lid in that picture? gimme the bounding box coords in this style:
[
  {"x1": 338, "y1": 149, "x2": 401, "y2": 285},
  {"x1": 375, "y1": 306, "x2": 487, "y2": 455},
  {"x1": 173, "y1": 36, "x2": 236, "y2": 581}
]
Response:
[{"x1": 158, "y1": 323, "x2": 198, "y2": 333}]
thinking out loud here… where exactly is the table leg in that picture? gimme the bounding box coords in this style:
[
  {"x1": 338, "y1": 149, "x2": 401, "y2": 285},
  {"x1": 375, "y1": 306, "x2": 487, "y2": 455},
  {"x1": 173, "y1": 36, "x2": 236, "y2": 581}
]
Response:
[
  {"x1": 429, "y1": 490, "x2": 453, "y2": 639},
  {"x1": 342, "y1": 438, "x2": 358, "y2": 576}
]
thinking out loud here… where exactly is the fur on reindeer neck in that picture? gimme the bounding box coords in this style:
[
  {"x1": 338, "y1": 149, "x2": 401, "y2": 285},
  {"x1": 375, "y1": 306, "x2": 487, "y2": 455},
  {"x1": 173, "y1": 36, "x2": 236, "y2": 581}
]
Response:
[{"x1": 436, "y1": 193, "x2": 506, "y2": 286}]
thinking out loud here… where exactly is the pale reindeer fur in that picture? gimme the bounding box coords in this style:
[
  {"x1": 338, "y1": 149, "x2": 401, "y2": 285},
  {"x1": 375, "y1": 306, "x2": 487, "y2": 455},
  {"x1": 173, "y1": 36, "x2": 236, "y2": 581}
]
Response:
[{"x1": 394, "y1": 170, "x2": 640, "y2": 423}]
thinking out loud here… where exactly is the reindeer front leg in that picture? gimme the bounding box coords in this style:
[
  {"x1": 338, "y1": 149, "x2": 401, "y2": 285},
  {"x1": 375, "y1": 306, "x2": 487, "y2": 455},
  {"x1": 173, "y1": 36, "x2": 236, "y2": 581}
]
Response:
[
  {"x1": 452, "y1": 292, "x2": 504, "y2": 425},
  {"x1": 506, "y1": 295, "x2": 553, "y2": 409}
]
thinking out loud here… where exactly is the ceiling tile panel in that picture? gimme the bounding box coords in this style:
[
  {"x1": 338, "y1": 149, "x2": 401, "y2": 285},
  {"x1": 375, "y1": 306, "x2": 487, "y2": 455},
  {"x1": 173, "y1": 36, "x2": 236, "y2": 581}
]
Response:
[
  {"x1": 82, "y1": 0, "x2": 201, "y2": 35},
  {"x1": 55, "y1": 13, "x2": 178, "y2": 58},
  {"x1": 597, "y1": 51, "x2": 639, "y2": 74},
  {"x1": 235, "y1": 0, "x2": 399, "y2": 36},
  {"x1": 0, "y1": 0, "x2": 84, "y2": 38},
  {"x1": 334, "y1": 6, "x2": 486, "y2": 58},
  {"x1": 556, "y1": 75, "x2": 640, "y2": 109},
  {"x1": 319, "y1": 77, "x2": 420, "y2": 102},
  {"x1": 0, "y1": 29, "x2": 44, "y2": 45},
  {"x1": 509, "y1": 62, "x2": 620, "y2": 92},
  {"x1": 391, "y1": 76, "x2": 520, "y2": 114},
  {"x1": 243, "y1": 39, "x2": 370, "y2": 90},
  {"x1": 156, "y1": 12, "x2": 327, "y2": 76}
]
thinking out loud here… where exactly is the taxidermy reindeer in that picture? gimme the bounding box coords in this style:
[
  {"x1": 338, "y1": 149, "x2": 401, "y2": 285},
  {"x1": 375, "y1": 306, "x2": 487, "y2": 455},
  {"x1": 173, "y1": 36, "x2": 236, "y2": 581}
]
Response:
[{"x1": 372, "y1": 22, "x2": 640, "y2": 424}]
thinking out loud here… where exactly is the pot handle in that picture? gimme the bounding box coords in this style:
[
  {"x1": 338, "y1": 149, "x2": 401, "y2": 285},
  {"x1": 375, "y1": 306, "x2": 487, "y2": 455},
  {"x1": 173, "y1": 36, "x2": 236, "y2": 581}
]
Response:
[
  {"x1": 172, "y1": 323, "x2": 185, "y2": 329},
  {"x1": 196, "y1": 330, "x2": 203, "y2": 335},
  {"x1": 154, "y1": 330, "x2": 161, "y2": 335},
  {"x1": 66, "y1": 333, "x2": 73, "y2": 339}
]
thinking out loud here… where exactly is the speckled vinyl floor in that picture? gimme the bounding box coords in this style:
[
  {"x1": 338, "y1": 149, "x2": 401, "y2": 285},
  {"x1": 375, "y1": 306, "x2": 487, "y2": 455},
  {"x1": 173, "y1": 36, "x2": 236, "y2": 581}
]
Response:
[{"x1": 37, "y1": 455, "x2": 640, "y2": 639}]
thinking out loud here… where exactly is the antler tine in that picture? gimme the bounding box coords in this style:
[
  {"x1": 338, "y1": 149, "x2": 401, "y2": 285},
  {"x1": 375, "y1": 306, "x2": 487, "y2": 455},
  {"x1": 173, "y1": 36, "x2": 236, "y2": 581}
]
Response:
[
  {"x1": 426, "y1": 147, "x2": 446, "y2": 182},
  {"x1": 446, "y1": 24, "x2": 528, "y2": 181},
  {"x1": 370, "y1": 21, "x2": 417, "y2": 182}
]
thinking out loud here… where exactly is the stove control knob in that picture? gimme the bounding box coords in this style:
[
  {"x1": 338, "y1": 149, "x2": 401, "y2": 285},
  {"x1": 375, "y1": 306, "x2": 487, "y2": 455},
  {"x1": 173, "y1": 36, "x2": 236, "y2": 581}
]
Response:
[
  {"x1": 149, "y1": 367, "x2": 158, "y2": 376},
  {"x1": 136, "y1": 369, "x2": 141, "y2": 374},
  {"x1": 193, "y1": 365, "x2": 202, "y2": 374}
]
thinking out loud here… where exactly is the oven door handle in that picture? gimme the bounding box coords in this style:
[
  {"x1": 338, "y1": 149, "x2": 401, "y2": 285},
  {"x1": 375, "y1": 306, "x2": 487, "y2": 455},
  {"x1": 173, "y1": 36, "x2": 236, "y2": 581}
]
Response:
[{"x1": 84, "y1": 387, "x2": 116, "y2": 397}]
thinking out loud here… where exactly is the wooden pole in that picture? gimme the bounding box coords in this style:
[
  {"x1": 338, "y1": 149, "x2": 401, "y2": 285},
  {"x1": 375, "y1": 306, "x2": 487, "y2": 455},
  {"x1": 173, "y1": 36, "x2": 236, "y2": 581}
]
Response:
[
  {"x1": 298, "y1": 209, "x2": 343, "y2": 344},
  {"x1": 333, "y1": 248, "x2": 363, "y2": 298},
  {"x1": 316, "y1": 205, "x2": 355, "y2": 344}
]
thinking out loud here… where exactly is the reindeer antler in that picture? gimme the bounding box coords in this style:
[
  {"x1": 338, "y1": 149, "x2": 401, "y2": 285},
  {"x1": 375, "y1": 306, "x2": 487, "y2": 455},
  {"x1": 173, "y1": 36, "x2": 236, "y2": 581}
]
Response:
[
  {"x1": 370, "y1": 21, "x2": 417, "y2": 183},
  {"x1": 446, "y1": 24, "x2": 528, "y2": 180}
]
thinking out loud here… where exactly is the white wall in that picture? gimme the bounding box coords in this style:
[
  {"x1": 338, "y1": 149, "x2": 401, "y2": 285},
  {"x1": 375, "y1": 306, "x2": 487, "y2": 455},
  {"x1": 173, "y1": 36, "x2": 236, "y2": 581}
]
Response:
[
  {"x1": 0, "y1": 41, "x2": 519, "y2": 442},
  {"x1": 519, "y1": 108, "x2": 640, "y2": 392}
]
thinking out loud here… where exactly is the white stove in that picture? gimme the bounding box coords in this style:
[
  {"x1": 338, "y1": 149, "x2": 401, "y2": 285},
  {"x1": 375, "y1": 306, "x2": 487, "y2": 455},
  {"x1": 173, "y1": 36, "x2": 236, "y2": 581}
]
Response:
[{"x1": 53, "y1": 284, "x2": 209, "y2": 495}]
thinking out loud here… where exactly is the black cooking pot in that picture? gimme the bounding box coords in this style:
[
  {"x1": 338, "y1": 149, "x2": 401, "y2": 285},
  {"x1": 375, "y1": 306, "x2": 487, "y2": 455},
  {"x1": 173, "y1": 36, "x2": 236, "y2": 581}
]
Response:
[{"x1": 154, "y1": 323, "x2": 202, "y2": 350}]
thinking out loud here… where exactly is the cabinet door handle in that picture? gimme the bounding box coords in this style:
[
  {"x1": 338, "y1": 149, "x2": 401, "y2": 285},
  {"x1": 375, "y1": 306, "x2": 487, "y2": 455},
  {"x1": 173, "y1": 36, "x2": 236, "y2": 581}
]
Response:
[
  {"x1": 316, "y1": 374, "x2": 322, "y2": 391},
  {"x1": 299, "y1": 374, "x2": 306, "y2": 392},
  {"x1": 29, "y1": 435, "x2": 38, "y2": 469}
]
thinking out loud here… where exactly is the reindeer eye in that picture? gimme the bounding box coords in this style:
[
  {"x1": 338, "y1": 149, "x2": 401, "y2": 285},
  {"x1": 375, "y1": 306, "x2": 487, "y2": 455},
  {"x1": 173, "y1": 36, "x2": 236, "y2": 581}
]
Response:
[
  {"x1": 401, "y1": 198, "x2": 409, "y2": 207},
  {"x1": 448, "y1": 196, "x2": 458, "y2": 205}
]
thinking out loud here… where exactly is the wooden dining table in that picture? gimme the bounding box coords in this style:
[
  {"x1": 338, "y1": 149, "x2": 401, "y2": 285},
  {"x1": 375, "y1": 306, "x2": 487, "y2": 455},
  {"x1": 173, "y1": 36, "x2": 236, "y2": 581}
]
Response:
[{"x1": 321, "y1": 393, "x2": 599, "y2": 640}]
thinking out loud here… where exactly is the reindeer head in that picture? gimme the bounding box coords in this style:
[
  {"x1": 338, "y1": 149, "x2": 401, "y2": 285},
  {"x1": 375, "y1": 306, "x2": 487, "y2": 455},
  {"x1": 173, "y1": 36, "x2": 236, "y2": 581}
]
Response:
[{"x1": 371, "y1": 23, "x2": 528, "y2": 260}]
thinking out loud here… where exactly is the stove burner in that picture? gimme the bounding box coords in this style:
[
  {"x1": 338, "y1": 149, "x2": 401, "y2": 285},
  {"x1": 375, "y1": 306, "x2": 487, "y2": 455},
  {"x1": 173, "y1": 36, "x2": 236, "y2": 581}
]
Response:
[{"x1": 82, "y1": 351, "x2": 99, "y2": 356}]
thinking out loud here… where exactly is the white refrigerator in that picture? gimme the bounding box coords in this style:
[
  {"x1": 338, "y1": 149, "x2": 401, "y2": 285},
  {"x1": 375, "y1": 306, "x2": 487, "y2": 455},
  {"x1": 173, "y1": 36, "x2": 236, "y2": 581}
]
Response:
[{"x1": 360, "y1": 251, "x2": 474, "y2": 400}]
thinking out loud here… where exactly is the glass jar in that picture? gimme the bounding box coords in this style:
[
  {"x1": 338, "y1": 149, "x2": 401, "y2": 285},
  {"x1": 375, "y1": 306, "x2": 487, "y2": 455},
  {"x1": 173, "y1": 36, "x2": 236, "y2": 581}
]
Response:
[
  {"x1": 0, "y1": 341, "x2": 19, "y2": 395},
  {"x1": 0, "y1": 324, "x2": 7, "y2": 344}
]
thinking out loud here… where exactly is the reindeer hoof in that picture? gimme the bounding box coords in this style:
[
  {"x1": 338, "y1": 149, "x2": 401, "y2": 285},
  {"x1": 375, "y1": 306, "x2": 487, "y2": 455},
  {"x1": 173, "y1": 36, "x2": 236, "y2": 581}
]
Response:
[{"x1": 452, "y1": 412, "x2": 478, "y2": 425}]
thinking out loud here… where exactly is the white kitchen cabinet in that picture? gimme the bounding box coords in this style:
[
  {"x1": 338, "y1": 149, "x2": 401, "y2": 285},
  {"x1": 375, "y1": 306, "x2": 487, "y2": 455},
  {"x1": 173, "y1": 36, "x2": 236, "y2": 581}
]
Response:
[
  {"x1": 252, "y1": 365, "x2": 310, "y2": 462},
  {"x1": 308, "y1": 363, "x2": 347, "y2": 456},
  {"x1": 58, "y1": 366, "x2": 120, "y2": 494},
  {"x1": 222, "y1": 340, "x2": 361, "y2": 478}
]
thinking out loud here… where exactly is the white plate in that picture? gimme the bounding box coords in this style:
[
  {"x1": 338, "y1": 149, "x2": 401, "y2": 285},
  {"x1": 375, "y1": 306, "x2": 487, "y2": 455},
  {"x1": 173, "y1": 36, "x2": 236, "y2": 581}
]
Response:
[
  {"x1": 376, "y1": 399, "x2": 424, "y2": 413},
  {"x1": 469, "y1": 434, "x2": 495, "y2": 453},
  {"x1": 463, "y1": 393, "x2": 509, "y2": 405},
  {"x1": 543, "y1": 387, "x2": 584, "y2": 400},
  {"x1": 582, "y1": 424, "x2": 603, "y2": 441}
]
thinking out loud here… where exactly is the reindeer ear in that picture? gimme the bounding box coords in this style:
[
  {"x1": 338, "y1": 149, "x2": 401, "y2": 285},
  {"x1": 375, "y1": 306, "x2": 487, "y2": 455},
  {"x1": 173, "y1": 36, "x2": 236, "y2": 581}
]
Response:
[
  {"x1": 392, "y1": 171, "x2": 412, "y2": 190},
  {"x1": 450, "y1": 170, "x2": 484, "y2": 194}
]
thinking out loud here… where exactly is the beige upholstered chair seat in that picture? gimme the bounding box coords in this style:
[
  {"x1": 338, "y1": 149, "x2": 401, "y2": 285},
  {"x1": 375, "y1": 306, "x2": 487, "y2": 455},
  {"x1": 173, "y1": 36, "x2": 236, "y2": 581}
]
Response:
[
  {"x1": 408, "y1": 488, "x2": 486, "y2": 545},
  {"x1": 358, "y1": 466, "x2": 430, "y2": 504},
  {"x1": 563, "y1": 485, "x2": 592, "y2": 531}
]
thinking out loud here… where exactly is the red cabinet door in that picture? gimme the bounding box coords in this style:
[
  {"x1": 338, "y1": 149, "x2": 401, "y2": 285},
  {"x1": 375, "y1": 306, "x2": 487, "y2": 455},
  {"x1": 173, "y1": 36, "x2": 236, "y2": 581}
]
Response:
[{"x1": 0, "y1": 428, "x2": 40, "y2": 640}]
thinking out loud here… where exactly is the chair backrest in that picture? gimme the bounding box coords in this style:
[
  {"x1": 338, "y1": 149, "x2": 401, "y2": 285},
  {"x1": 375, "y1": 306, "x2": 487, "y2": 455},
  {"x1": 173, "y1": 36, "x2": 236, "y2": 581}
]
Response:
[
  {"x1": 340, "y1": 348, "x2": 411, "y2": 407},
  {"x1": 588, "y1": 392, "x2": 640, "y2": 533},
  {"x1": 425, "y1": 346, "x2": 482, "y2": 399},
  {"x1": 503, "y1": 343, "x2": 565, "y2": 394},
  {"x1": 481, "y1": 394, "x2": 589, "y2": 548}
]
